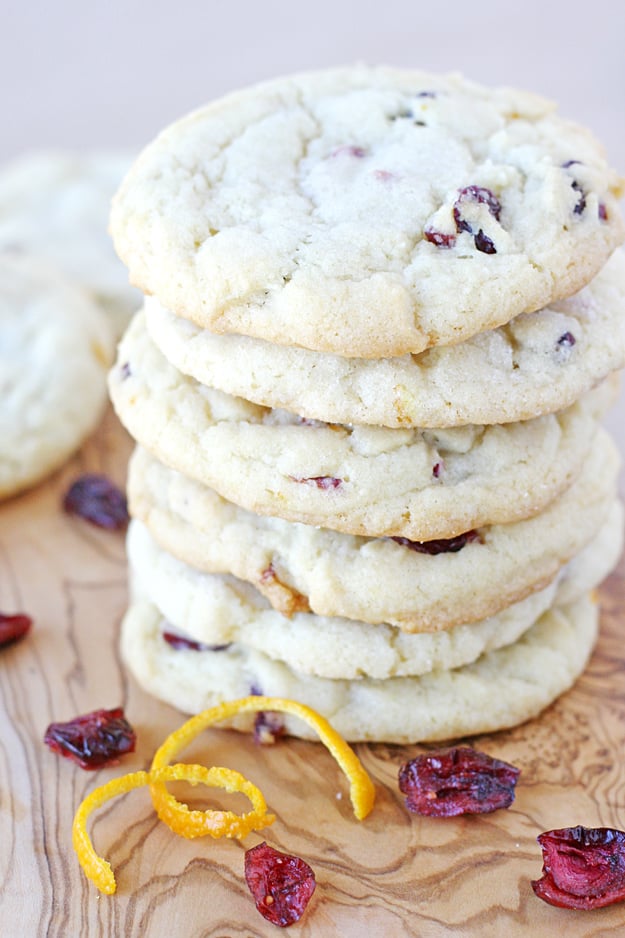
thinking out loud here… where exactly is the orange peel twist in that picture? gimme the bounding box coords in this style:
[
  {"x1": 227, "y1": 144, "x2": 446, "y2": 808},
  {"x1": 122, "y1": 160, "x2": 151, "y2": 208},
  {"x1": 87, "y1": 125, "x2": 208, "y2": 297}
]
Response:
[
  {"x1": 149, "y1": 695, "x2": 376, "y2": 828},
  {"x1": 73, "y1": 695, "x2": 376, "y2": 895},
  {"x1": 72, "y1": 763, "x2": 274, "y2": 895}
]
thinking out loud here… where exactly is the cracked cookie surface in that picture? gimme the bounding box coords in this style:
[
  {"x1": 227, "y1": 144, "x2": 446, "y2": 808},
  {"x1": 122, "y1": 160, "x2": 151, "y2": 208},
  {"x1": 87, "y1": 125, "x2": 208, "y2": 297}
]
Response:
[{"x1": 111, "y1": 66, "x2": 624, "y2": 358}]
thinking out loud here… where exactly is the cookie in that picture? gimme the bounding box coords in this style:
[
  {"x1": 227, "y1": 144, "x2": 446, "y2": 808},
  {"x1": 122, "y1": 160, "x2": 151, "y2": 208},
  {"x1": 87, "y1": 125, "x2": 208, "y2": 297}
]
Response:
[
  {"x1": 0, "y1": 253, "x2": 115, "y2": 499},
  {"x1": 143, "y1": 250, "x2": 625, "y2": 428},
  {"x1": 120, "y1": 592, "x2": 599, "y2": 743},
  {"x1": 0, "y1": 150, "x2": 141, "y2": 336},
  {"x1": 110, "y1": 66, "x2": 624, "y2": 359},
  {"x1": 553, "y1": 502, "x2": 623, "y2": 606},
  {"x1": 124, "y1": 435, "x2": 619, "y2": 631},
  {"x1": 111, "y1": 315, "x2": 613, "y2": 539},
  {"x1": 126, "y1": 506, "x2": 622, "y2": 680}
]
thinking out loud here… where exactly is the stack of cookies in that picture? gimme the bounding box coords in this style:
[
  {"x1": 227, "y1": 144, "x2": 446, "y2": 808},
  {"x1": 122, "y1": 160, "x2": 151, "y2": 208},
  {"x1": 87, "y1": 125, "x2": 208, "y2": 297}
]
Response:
[{"x1": 108, "y1": 66, "x2": 625, "y2": 744}]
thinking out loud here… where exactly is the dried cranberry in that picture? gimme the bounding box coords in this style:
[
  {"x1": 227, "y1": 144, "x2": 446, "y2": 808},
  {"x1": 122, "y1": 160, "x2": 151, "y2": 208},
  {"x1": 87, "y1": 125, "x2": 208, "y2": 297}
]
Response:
[
  {"x1": 391, "y1": 530, "x2": 480, "y2": 555},
  {"x1": 599, "y1": 203, "x2": 608, "y2": 221},
  {"x1": 295, "y1": 416, "x2": 318, "y2": 427},
  {"x1": 291, "y1": 475, "x2": 342, "y2": 491},
  {"x1": 163, "y1": 631, "x2": 206, "y2": 651},
  {"x1": 571, "y1": 180, "x2": 587, "y2": 215},
  {"x1": 453, "y1": 186, "x2": 502, "y2": 231},
  {"x1": 331, "y1": 145, "x2": 367, "y2": 158},
  {"x1": 557, "y1": 332, "x2": 576, "y2": 349},
  {"x1": 398, "y1": 746, "x2": 520, "y2": 817},
  {"x1": 260, "y1": 563, "x2": 279, "y2": 585},
  {"x1": 532, "y1": 826, "x2": 625, "y2": 910},
  {"x1": 0, "y1": 612, "x2": 32, "y2": 647},
  {"x1": 63, "y1": 474, "x2": 129, "y2": 531},
  {"x1": 473, "y1": 229, "x2": 496, "y2": 254},
  {"x1": 254, "y1": 711, "x2": 286, "y2": 746},
  {"x1": 44, "y1": 707, "x2": 136, "y2": 770},
  {"x1": 424, "y1": 227, "x2": 456, "y2": 248},
  {"x1": 432, "y1": 461, "x2": 444, "y2": 479},
  {"x1": 453, "y1": 186, "x2": 501, "y2": 254},
  {"x1": 162, "y1": 630, "x2": 230, "y2": 652},
  {"x1": 374, "y1": 169, "x2": 396, "y2": 181},
  {"x1": 244, "y1": 842, "x2": 316, "y2": 927},
  {"x1": 561, "y1": 163, "x2": 587, "y2": 214}
]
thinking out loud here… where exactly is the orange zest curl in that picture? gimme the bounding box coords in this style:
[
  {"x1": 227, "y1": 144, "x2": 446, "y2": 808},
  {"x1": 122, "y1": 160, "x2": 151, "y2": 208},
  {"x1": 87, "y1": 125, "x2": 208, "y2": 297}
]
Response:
[
  {"x1": 150, "y1": 695, "x2": 376, "y2": 824},
  {"x1": 151, "y1": 762, "x2": 275, "y2": 839},
  {"x1": 72, "y1": 763, "x2": 274, "y2": 895},
  {"x1": 73, "y1": 695, "x2": 376, "y2": 895}
]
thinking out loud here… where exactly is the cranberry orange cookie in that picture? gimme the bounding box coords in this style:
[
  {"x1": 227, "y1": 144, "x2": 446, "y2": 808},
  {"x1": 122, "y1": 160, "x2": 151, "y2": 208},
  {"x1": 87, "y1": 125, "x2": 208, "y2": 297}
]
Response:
[
  {"x1": 0, "y1": 150, "x2": 141, "y2": 336},
  {"x1": 120, "y1": 593, "x2": 600, "y2": 743},
  {"x1": 110, "y1": 66, "x2": 624, "y2": 358},
  {"x1": 110, "y1": 316, "x2": 613, "y2": 540},
  {"x1": 129, "y1": 449, "x2": 624, "y2": 627},
  {"x1": 143, "y1": 251, "x2": 625, "y2": 428},
  {"x1": 125, "y1": 507, "x2": 622, "y2": 680},
  {"x1": 123, "y1": 436, "x2": 619, "y2": 631},
  {"x1": 0, "y1": 254, "x2": 114, "y2": 498}
]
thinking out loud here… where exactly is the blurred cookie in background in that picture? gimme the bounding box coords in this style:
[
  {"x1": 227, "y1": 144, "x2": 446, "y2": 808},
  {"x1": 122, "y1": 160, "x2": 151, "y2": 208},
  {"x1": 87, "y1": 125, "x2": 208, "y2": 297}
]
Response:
[
  {"x1": 0, "y1": 149, "x2": 141, "y2": 337},
  {"x1": 0, "y1": 252, "x2": 115, "y2": 499}
]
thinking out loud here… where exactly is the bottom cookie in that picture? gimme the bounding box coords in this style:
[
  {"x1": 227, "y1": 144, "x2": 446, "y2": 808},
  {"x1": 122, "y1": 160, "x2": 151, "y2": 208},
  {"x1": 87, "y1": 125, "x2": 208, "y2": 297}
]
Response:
[{"x1": 120, "y1": 593, "x2": 599, "y2": 744}]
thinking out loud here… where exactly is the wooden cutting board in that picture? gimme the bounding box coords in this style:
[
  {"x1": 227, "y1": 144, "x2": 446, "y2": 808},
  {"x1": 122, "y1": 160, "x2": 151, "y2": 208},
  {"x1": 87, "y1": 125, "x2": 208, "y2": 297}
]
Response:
[{"x1": 1, "y1": 407, "x2": 625, "y2": 937}]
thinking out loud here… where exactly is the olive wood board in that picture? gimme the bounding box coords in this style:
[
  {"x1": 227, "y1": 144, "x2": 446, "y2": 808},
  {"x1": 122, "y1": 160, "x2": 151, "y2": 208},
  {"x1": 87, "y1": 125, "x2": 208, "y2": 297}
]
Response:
[{"x1": 1, "y1": 407, "x2": 625, "y2": 938}]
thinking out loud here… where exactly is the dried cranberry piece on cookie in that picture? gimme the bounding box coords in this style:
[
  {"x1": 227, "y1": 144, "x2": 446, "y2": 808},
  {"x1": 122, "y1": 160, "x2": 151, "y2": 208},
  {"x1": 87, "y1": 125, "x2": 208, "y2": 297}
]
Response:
[{"x1": 391, "y1": 530, "x2": 481, "y2": 555}]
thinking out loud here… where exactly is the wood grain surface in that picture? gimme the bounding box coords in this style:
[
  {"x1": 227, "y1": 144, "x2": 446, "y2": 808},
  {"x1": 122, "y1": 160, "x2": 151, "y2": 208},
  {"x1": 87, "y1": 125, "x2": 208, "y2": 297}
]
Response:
[{"x1": 1, "y1": 408, "x2": 625, "y2": 937}]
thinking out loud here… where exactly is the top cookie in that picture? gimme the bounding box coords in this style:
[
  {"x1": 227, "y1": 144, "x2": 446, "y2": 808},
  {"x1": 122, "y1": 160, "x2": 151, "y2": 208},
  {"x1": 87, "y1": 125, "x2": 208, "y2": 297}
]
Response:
[{"x1": 111, "y1": 66, "x2": 624, "y2": 358}]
